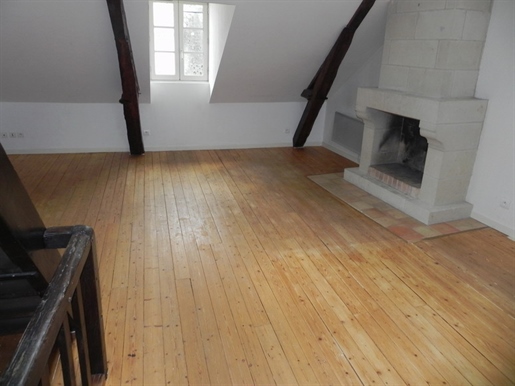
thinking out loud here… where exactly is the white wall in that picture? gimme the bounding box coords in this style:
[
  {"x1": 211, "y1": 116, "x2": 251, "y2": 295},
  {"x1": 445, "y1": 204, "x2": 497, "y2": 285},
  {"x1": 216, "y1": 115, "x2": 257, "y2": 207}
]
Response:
[
  {"x1": 0, "y1": 82, "x2": 324, "y2": 153},
  {"x1": 0, "y1": 103, "x2": 127, "y2": 153},
  {"x1": 141, "y1": 82, "x2": 324, "y2": 151},
  {"x1": 468, "y1": 0, "x2": 515, "y2": 239}
]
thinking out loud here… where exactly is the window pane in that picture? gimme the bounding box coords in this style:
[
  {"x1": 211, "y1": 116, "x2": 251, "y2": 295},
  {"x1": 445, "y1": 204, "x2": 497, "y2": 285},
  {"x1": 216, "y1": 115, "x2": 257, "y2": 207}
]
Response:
[
  {"x1": 183, "y1": 53, "x2": 204, "y2": 76},
  {"x1": 183, "y1": 8, "x2": 203, "y2": 28},
  {"x1": 184, "y1": 4, "x2": 203, "y2": 13},
  {"x1": 155, "y1": 52, "x2": 176, "y2": 75},
  {"x1": 183, "y1": 29, "x2": 203, "y2": 53},
  {"x1": 153, "y1": 2, "x2": 174, "y2": 27},
  {"x1": 154, "y1": 27, "x2": 175, "y2": 51}
]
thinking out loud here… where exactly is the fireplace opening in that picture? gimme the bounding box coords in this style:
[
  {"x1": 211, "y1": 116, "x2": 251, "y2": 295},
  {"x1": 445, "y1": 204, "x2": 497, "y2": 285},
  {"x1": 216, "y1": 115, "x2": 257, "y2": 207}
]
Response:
[
  {"x1": 370, "y1": 114, "x2": 428, "y2": 193},
  {"x1": 345, "y1": 85, "x2": 487, "y2": 224}
]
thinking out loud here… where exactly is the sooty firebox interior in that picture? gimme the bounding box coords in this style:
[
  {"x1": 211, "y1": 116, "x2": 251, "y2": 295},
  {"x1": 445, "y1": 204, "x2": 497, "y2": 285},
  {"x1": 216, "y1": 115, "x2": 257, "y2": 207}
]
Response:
[{"x1": 371, "y1": 114, "x2": 428, "y2": 188}]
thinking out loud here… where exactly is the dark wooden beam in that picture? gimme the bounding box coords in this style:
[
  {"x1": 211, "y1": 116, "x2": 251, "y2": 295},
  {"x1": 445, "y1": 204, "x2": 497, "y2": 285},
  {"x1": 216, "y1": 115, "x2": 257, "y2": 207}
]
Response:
[
  {"x1": 106, "y1": 0, "x2": 145, "y2": 155},
  {"x1": 293, "y1": 0, "x2": 376, "y2": 148}
]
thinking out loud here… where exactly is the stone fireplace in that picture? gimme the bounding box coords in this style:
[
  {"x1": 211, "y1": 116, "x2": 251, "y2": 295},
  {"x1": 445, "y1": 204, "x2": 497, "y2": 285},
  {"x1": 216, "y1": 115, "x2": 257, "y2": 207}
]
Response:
[{"x1": 344, "y1": 0, "x2": 491, "y2": 224}]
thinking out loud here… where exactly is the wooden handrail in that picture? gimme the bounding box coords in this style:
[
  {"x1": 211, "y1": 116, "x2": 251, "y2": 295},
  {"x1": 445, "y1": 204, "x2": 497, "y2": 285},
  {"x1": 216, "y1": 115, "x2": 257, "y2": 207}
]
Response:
[{"x1": 0, "y1": 226, "x2": 107, "y2": 386}]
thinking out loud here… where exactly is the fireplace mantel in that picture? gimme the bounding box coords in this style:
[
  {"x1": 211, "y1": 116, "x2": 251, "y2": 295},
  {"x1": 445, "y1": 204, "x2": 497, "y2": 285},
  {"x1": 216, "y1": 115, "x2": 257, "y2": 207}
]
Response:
[{"x1": 344, "y1": 88, "x2": 487, "y2": 224}]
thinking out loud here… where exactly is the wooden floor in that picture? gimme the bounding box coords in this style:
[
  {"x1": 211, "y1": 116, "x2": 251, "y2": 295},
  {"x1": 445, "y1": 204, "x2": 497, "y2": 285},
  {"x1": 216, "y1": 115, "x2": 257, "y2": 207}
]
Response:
[{"x1": 7, "y1": 147, "x2": 515, "y2": 385}]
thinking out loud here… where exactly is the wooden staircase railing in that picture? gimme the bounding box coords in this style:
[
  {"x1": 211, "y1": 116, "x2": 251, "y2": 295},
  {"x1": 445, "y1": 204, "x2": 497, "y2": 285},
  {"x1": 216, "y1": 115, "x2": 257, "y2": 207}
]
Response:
[
  {"x1": 0, "y1": 142, "x2": 107, "y2": 385},
  {"x1": 1, "y1": 226, "x2": 107, "y2": 386}
]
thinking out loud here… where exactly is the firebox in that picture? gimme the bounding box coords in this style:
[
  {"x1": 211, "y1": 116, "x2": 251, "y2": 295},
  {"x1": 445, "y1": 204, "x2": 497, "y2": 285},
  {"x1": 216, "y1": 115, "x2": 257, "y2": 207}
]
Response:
[{"x1": 369, "y1": 113, "x2": 428, "y2": 197}]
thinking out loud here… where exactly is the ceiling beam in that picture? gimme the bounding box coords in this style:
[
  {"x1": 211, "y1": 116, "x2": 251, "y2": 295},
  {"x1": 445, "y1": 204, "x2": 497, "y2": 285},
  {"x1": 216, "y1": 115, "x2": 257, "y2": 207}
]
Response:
[
  {"x1": 293, "y1": 0, "x2": 376, "y2": 148},
  {"x1": 106, "y1": 0, "x2": 145, "y2": 155}
]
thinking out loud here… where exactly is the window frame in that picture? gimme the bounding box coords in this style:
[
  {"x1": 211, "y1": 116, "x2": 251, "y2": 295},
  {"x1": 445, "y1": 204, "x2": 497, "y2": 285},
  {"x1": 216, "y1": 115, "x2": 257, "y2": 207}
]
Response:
[{"x1": 150, "y1": 1, "x2": 209, "y2": 82}]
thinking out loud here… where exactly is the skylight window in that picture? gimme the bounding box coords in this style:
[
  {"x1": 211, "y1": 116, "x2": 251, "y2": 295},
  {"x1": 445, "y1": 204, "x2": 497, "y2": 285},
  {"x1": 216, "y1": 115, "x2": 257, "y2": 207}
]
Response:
[{"x1": 150, "y1": 1, "x2": 208, "y2": 81}]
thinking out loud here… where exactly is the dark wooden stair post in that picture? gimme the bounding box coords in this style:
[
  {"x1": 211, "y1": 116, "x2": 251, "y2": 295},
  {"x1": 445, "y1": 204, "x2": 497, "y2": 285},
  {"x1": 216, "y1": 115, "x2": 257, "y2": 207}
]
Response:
[
  {"x1": 293, "y1": 0, "x2": 376, "y2": 148},
  {"x1": 106, "y1": 0, "x2": 145, "y2": 155}
]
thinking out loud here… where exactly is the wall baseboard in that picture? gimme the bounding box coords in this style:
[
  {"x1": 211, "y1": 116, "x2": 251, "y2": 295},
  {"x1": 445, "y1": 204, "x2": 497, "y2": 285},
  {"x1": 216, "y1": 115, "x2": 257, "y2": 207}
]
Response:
[
  {"x1": 143, "y1": 141, "x2": 323, "y2": 152},
  {"x1": 323, "y1": 141, "x2": 359, "y2": 163},
  {"x1": 471, "y1": 211, "x2": 515, "y2": 241},
  {"x1": 4, "y1": 147, "x2": 129, "y2": 155},
  {"x1": 4, "y1": 141, "x2": 324, "y2": 155}
]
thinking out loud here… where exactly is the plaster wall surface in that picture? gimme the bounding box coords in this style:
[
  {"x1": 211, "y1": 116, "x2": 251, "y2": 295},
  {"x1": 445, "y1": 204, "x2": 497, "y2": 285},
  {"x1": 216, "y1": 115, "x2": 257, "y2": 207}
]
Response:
[
  {"x1": 0, "y1": 82, "x2": 324, "y2": 154},
  {"x1": 468, "y1": 0, "x2": 515, "y2": 239}
]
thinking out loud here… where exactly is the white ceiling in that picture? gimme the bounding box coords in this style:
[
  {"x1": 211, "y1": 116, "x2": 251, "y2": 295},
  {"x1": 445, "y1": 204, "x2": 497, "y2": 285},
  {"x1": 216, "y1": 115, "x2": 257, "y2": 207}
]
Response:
[
  {"x1": 210, "y1": 0, "x2": 389, "y2": 103},
  {"x1": 0, "y1": 0, "x2": 389, "y2": 104}
]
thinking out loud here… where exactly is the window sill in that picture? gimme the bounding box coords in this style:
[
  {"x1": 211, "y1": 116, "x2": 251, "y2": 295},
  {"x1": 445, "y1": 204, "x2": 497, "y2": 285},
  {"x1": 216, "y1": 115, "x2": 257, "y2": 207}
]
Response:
[{"x1": 151, "y1": 80, "x2": 209, "y2": 84}]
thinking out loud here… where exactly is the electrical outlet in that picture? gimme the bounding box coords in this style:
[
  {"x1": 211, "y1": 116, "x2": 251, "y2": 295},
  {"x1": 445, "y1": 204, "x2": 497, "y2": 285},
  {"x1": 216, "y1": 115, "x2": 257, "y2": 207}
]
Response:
[{"x1": 500, "y1": 198, "x2": 512, "y2": 209}]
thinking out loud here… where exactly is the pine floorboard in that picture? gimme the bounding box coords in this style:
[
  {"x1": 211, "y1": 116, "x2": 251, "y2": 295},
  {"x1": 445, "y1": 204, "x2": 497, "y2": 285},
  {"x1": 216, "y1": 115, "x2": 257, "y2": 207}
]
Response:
[{"x1": 4, "y1": 147, "x2": 514, "y2": 385}]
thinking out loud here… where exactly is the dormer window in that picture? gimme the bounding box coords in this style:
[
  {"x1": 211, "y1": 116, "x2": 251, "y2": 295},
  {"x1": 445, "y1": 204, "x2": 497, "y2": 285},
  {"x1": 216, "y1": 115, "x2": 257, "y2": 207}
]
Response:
[{"x1": 150, "y1": 1, "x2": 208, "y2": 81}]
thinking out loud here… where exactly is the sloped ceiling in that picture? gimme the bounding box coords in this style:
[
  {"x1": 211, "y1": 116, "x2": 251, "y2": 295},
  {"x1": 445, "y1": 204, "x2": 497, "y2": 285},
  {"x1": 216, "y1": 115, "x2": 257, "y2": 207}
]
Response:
[
  {"x1": 0, "y1": 0, "x2": 150, "y2": 103},
  {"x1": 0, "y1": 0, "x2": 388, "y2": 104},
  {"x1": 210, "y1": 0, "x2": 389, "y2": 103}
]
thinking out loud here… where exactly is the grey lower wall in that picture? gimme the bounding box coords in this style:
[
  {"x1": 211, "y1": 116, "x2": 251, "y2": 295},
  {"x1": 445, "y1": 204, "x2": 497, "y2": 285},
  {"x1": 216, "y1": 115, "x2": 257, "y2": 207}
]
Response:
[{"x1": 331, "y1": 112, "x2": 364, "y2": 157}]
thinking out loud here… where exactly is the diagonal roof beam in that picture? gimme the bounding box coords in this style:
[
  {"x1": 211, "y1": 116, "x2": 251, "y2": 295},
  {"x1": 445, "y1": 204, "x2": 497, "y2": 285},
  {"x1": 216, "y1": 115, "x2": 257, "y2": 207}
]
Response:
[
  {"x1": 293, "y1": 0, "x2": 376, "y2": 148},
  {"x1": 106, "y1": 0, "x2": 145, "y2": 155}
]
